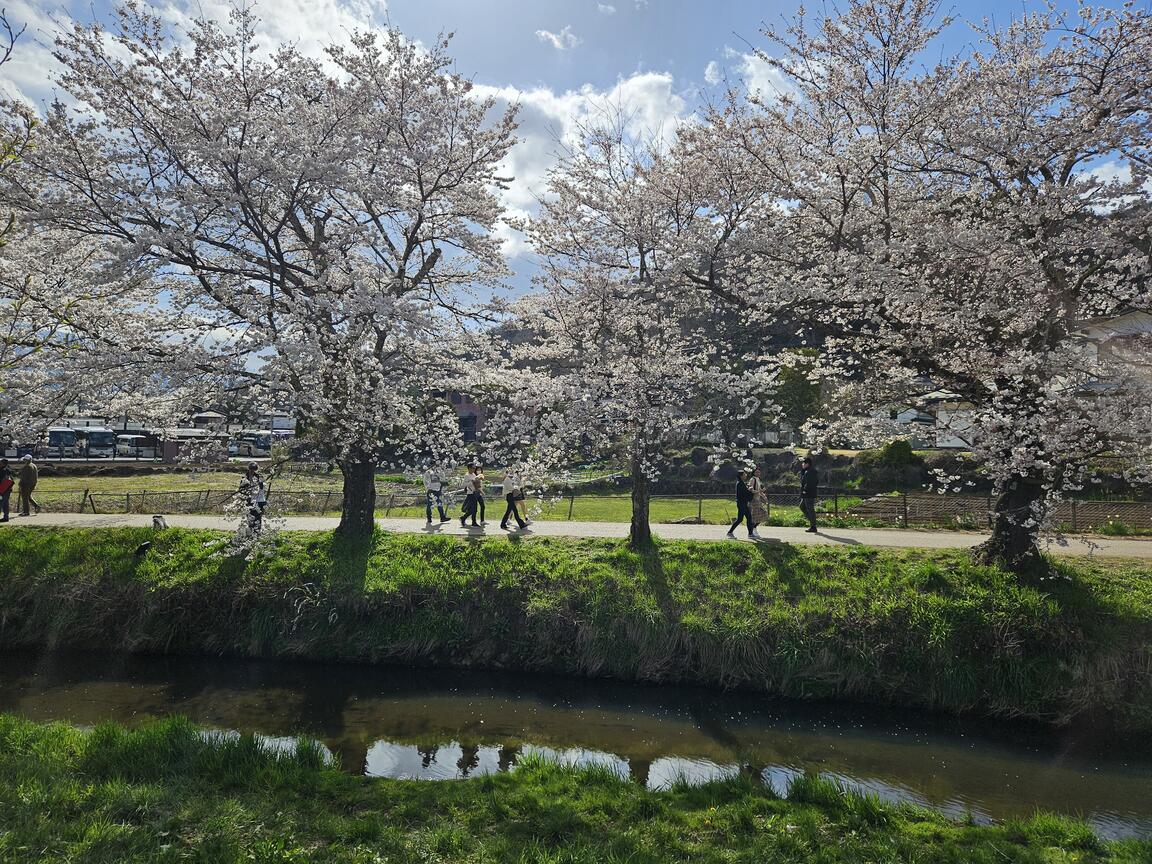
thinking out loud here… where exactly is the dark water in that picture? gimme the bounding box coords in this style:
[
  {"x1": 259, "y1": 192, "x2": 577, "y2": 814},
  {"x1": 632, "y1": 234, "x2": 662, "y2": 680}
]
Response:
[{"x1": 2, "y1": 651, "x2": 1150, "y2": 840}]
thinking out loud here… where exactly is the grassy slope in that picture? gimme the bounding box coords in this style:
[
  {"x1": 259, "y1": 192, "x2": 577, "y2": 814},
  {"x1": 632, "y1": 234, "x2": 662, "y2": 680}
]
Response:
[
  {"x1": 1, "y1": 528, "x2": 1150, "y2": 731},
  {"x1": 1, "y1": 714, "x2": 1147, "y2": 864},
  {"x1": 2, "y1": 527, "x2": 1152, "y2": 732}
]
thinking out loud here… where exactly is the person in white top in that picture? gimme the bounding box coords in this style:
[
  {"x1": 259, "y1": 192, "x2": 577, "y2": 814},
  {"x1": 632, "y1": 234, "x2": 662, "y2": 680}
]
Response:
[
  {"x1": 239, "y1": 462, "x2": 267, "y2": 533},
  {"x1": 500, "y1": 468, "x2": 528, "y2": 530},
  {"x1": 460, "y1": 463, "x2": 486, "y2": 527},
  {"x1": 422, "y1": 467, "x2": 449, "y2": 523}
]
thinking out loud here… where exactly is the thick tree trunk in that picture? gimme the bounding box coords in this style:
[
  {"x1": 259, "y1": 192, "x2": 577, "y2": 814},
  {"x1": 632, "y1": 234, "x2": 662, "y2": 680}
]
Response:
[
  {"x1": 336, "y1": 457, "x2": 377, "y2": 540},
  {"x1": 630, "y1": 457, "x2": 652, "y2": 548},
  {"x1": 973, "y1": 477, "x2": 1046, "y2": 575}
]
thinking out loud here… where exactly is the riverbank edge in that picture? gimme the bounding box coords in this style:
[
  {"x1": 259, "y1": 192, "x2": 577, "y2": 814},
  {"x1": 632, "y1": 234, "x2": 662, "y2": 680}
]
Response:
[
  {"x1": 1, "y1": 526, "x2": 1150, "y2": 731},
  {"x1": 1, "y1": 712, "x2": 1146, "y2": 862}
]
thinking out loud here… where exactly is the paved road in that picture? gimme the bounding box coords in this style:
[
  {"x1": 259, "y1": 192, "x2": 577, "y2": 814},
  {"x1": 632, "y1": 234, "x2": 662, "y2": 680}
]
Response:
[{"x1": 2, "y1": 512, "x2": 1150, "y2": 558}]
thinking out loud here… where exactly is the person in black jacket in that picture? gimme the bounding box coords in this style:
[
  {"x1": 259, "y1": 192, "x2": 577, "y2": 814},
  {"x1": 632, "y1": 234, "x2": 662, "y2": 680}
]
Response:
[
  {"x1": 726, "y1": 470, "x2": 755, "y2": 538},
  {"x1": 798, "y1": 456, "x2": 819, "y2": 533}
]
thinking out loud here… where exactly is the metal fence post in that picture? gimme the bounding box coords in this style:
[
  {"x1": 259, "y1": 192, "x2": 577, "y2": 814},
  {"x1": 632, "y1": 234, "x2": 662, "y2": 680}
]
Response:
[
  {"x1": 80, "y1": 488, "x2": 89, "y2": 513},
  {"x1": 567, "y1": 492, "x2": 575, "y2": 521},
  {"x1": 323, "y1": 490, "x2": 332, "y2": 514},
  {"x1": 697, "y1": 494, "x2": 703, "y2": 522},
  {"x1": 384, "y1": 494, "x2": 395, "y2": 517},
  {"x1": 901, "y1": 493, "x2": 909, "y2": 528},
  {"x1": 833, "y1": 491, "x2": 839, "y2": 519},
  {"x1": 1071, "y1": 499, "x2": 1078, "y2": 533},
  {"x1": 125, "y1": 492, "x2": 131, "y2": 513}
]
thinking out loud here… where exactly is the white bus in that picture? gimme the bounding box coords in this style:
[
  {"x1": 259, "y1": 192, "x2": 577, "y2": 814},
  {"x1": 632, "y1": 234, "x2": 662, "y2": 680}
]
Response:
[
  {"x1": 115, "y1": 433, "x2": 160, "y2": 459},
  {"x1": 75, "y1": 427, "x2": 117, "y2": 458},
  {"x1": 45, "y1": 427, "x2": 78, "y2": 458}
]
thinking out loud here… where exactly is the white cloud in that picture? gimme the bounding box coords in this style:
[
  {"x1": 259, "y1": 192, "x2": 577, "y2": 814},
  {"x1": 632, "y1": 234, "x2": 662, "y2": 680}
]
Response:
[
  {"x1": 736, "y1": 50, "x2": 790, "y2": 100},
  {"x1": 703, "y1": 60, "x2": 721, "y2": 85},
  {"x1": 159, "y1": 0, "x2": 389, "y2": 66},
  {"x1": 474, "y1": 71, "x2": 692, "y2": 258},
  {"x1": 535, "y1": 25, "x2": 581, "y2": 51},
  {"x1": 597, "y1": 3, "x2": 617, "y2": 13},
  {"x1": 0, "y1": 0, "x2": 391, "y2": 108},
  {"x1": 0, "y1": 0, "x2": 70, "y2": 106}
]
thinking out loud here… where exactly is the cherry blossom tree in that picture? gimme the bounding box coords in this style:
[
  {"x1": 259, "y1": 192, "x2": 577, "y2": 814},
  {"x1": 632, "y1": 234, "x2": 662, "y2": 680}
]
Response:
[
  {"x1": 688, "y1": 0, "x2": 1152, "y2": 572},
  {"x1": 2, "y1": 3, "x2": 518, "y2": 538},
  {"x1": 494, "y1": 117, "x2": 770, "y2": 547}
]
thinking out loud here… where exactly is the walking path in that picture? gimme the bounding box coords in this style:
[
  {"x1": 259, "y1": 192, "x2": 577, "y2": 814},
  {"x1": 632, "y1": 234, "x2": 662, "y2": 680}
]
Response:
[{"x1": 3, "y1": 512, "x2": 1151, "y2": 558}]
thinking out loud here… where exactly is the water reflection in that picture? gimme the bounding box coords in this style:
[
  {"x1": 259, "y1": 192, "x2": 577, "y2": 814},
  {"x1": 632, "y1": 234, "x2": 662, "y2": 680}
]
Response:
[{"x1": 1, "y1": 650, "x2": 1150, "y2": 839}]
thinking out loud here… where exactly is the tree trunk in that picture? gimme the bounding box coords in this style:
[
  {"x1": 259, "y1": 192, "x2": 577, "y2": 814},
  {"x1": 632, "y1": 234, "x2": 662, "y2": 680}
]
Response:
[
  {"x1": 336, "y1": 457, "x2": 377, "y2": 540},
  {"x1": 973, "y1": 476, "x2": 1046, "y2": 575},
  {"x1": 630, "y1": 457, "x2": 652, "y2": 548}
]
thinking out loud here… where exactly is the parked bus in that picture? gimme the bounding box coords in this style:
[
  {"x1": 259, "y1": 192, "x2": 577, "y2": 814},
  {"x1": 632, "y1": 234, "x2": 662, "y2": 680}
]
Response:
[
  {"x1": 74, "y1": 427, "x2": 117, "y2": 458},
  {"x1": 45, "y1": 427, "x2": 78, "y2": 458},
  {"x1": 115, "y1": 433, "x2": 160, "y2": 459}
]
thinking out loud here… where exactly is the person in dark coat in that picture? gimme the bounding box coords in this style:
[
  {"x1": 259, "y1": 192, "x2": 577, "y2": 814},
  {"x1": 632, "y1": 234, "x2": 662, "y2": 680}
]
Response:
[
  {"x1": 726, "y1": 470, "x2": 755, "y2": 538},
  {"x1": 798, "y1": 456, "x2": 819, "y2": 533}
]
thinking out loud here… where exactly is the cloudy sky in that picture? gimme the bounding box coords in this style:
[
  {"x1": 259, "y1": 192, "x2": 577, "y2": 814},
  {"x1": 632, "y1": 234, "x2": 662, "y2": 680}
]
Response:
[{"x1": 0, "y1": 0, "x2": 1086, "y2": 279}]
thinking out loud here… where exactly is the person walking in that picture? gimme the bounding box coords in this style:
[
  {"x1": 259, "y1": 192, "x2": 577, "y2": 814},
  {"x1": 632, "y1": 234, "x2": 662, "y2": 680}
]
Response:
[
  {"x1": 500, "y1": 468, "x2": 528, "y2": 531},
  {"x1": 726, "y1": 469, "x2": 755, "y2": 538},
  {"x1": 239, "y1": 461, "x2": 267, "y2": 534},
  {"x1": 798, "y1": 456, "x2": 819, "y2": 533},
  {"x1": 422, "y1": 467, "x2": 450, "y2": 524},
  {"x1": 747, "y1": 466, "x2": 767, "y2": 539},
  {"x1": 17, "y1": 455, "x2": 40, "y2": 516},
  {"x1": 0, "y1": 458, "x2": 14, "y2": 522},
  {"x1": 460, "y1": 463, "x2": 485, "y2": 527}
]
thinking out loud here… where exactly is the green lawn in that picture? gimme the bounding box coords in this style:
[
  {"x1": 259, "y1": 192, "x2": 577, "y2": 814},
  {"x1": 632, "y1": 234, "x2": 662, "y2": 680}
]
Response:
[
  {"x1": 35, "y1": 471, "x2": 873, "y2": 526},
  {"x1": 0, "y1": 713, "x2": 1145, "y2": 863}
]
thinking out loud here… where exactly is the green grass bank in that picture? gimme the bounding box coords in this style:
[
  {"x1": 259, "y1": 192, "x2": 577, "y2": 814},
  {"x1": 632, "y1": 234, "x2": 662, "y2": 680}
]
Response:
[
  {"x1": 1, "y1": 527, "x2": 1150, "y2": 731},
  {"x1": 1, "y1": 713, "x2": 1148, "y2": 863}
]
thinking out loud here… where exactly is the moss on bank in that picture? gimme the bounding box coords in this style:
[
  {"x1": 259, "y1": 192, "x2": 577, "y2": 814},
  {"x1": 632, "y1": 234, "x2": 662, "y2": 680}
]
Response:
[
  {"x1": 0, "y1": 713, "x2": 1147, "y2": 863},
  {"x1": 1, "y1": 527, "x2": 1150, "y2": 730}
]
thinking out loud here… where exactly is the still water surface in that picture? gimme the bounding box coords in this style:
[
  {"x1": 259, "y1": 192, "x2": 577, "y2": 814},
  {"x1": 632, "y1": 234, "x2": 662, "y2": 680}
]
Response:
[{"x1": 2, "y1": 650, "x2": 1150, "y2": 839}]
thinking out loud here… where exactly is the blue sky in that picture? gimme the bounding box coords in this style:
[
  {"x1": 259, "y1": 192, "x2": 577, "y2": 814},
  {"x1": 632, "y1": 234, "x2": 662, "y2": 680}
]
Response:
[{"x1": 0, "y1": 0, "x2": 1107, "y2": 273}]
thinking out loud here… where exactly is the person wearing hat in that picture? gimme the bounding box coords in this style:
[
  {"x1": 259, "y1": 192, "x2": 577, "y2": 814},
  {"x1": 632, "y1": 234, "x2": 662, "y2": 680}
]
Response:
[
  {"x1": 798, "y1": 456, "x2": 819, "y2": 533},
  {"x1": 17, "y1": 455, "x2": 40, "y2": 517},
  {"x1": 0, "y1": 458, "x2": 14, "y2": 522}
]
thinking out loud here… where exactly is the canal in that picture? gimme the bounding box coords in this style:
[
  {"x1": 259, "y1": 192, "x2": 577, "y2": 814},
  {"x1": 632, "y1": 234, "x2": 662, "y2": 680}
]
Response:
[{"x1": 1, "y1": 650, "x2": 1149, "y2": 839}]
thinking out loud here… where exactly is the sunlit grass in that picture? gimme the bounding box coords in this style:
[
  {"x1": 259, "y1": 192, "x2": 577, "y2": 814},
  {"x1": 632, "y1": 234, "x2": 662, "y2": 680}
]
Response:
[{"x1": 0, "y1": 713, "x2": 1142, "y2": 863}]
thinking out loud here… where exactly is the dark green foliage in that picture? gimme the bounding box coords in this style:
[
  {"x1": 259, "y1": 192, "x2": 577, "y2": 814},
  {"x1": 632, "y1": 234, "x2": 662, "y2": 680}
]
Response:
[
  {"x1": 0, "y1": 713, "x2": 1146, "y2": 863},
  {"x1": 1, "y1": 528, "x2": 1150, "y2": 729}
]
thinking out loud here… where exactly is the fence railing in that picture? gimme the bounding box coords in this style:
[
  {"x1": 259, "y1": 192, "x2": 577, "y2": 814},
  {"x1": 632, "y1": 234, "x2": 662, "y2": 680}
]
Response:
[{"x1": 30, "y1": 484, "x2": 1152, "y2": 532}]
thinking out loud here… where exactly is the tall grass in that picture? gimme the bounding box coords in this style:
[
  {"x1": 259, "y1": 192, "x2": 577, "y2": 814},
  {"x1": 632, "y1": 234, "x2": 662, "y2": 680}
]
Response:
[
  {"x1": 0, "y1": 713, "x2": 1143, "y2": 863},
  {"x1": 1, "y1": 527, "x2": 1150, "y2": 730}
]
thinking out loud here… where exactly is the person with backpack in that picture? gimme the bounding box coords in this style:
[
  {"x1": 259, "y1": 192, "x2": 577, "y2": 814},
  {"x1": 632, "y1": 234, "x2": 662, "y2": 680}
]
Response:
[{"x1": 0, "y1": 458, "x2": 13, "y2": 522}]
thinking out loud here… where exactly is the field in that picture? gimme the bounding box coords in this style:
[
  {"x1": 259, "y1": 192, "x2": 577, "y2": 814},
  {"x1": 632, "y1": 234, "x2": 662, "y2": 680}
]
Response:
[
  {"x1": 1, "y1": 527, "x2": 1149, "y2": 731},
  {"x1": 2, "y1": 713, "x2": 1144, "y2": 863},
  {"x1": 32, "y1": 470, "x2": 863, "y2": 526}
]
